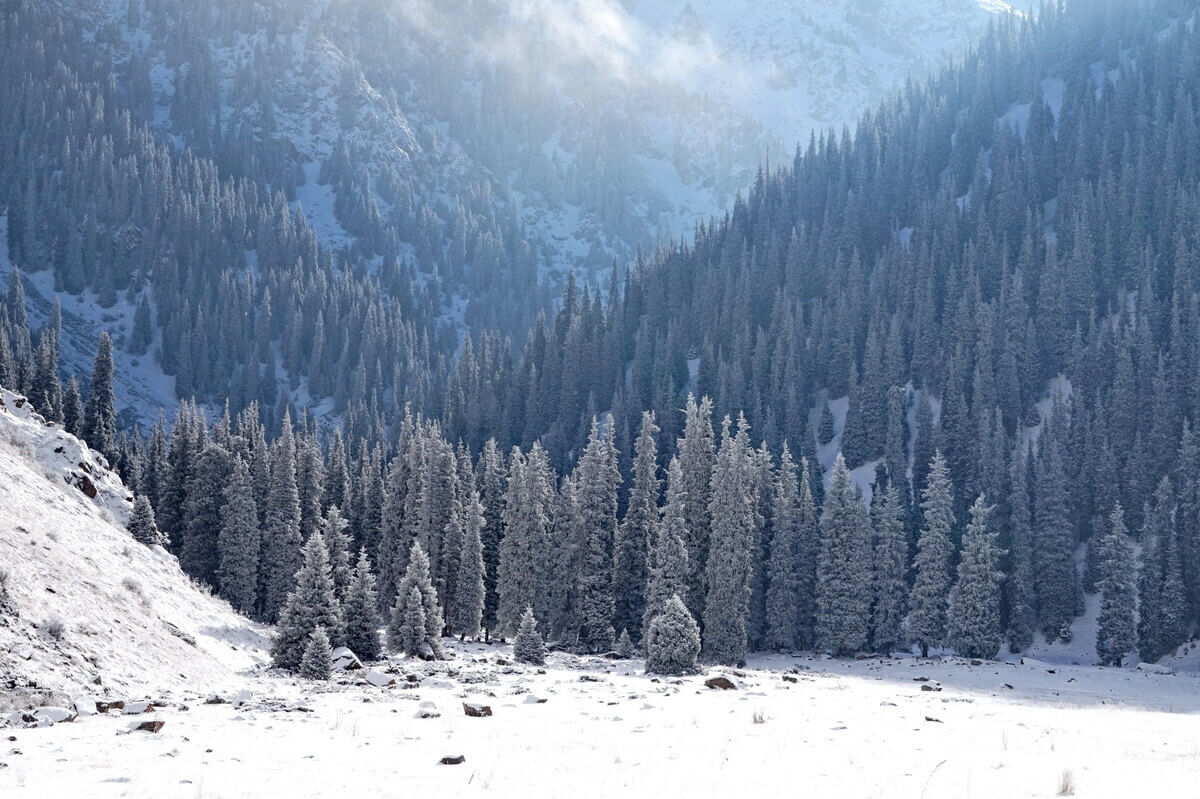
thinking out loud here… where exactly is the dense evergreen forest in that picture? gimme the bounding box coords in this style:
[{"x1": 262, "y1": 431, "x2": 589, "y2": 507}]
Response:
[{"x1": 3, "y1": 0, "x2": 1200, "y2": 666}]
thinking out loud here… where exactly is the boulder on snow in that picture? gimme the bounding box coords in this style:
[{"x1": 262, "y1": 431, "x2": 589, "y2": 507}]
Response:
[
  {"x1": 331, "y1": 647, "x2": 364, "y2": 671},
  {"x1": 33, "y1": 707, "x2": 76, "y2": 724},
  {"x1": 920, "y1": 682, "x2": 942, "y2": 692},
  {"x1": 130, "y1": 720, "x2": 165, "y2": 733},
  {"x1": 95, "y1": 700, "x2": 125, "y2": 713},
  {"x1": 363, "y1": 670, "x2": 396, "y2": 687},
  {"x1": 122, "y1": 701, "x2": 154, "y2": 714},
  {"x1": 462, "y1": 702, "x2": 492, "y2": 717},
  {"x1": 440, "y1": 755, "x2": 466, "y2": 765},
  {"x1": 72, "y1": 697, "x2": 99, "y2": 717},
  {"x1": 522, "y1": 694, "x2": 548, "y2": 704},
  {"x1": 1136, "y1": 662, "x2": 1175, "y2": 675},
  {"x1": 704, "y1": 676, "x2": 738, "y2": 690}
]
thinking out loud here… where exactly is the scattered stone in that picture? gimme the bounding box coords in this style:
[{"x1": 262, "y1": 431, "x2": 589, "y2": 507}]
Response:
[
  {"x1": 919, "y1": 683, "x2": 942, "y2": 692},
  {"x1": 1136, "y1": 662, "x2": 1175, "y2": 675},
  {"x1": 1003, "y1": 684, "x2": 1014, "y2": 690},
  {"x1": 72, "y1": 697, "x2": 98, "y2": 717},
  {"x1": 924, "y1": 716, "x2": 943, "y2": 723},
  {"x1": 363, "y1": 670, "x2": 396, "y2": 687},
  {"x1": 970, "y1": 659, "x2": 983, "y2": 666},
  {"x1": 704, "y1": 676, "x2": 737, "y2": 690},
  {"x1": 96, "y1": 700, "x2": 125, "y2": 713},
  {"x1": 131, "y1": 720, "x2": 165, "y2": 733},
  {"x1": 912, "y1": 677, "x2": 930, "y2": 682},
  {"x1": 204, "y1": 695, "x2": 228, "y2": 705},
  {"x1": 782, "y1": 675, "x2": 798, "y2": 684},
  {"x1": 33, "y1": 707, "x2": 75, "y2": 724},
  {"x1": 440, "y1": 755, "x2": 466, "y2": 765},
  {"x1": 579, "y1": 675, "x2": 601, "y2": 683},
  {"x1": 122, "y1": 701, "x2": 154, "y2": 715},
  {"x1": 522, "y1": 694, "x2": 548, "y2": 704},
  {"x1": 331, "y1": 648, "x2": 364, "y2": 672},
  {"x1": 462, "y1": 702, "x2": 492, "y2": 717}
]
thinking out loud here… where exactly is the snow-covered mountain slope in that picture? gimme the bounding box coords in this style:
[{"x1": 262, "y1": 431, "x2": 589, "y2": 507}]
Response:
[
  {"x1": 626, "y1": 0, "x2": 1014, "y2": 145},
  {"x1": 0, "y1": 389, "x2": 268, "y2": 702}
]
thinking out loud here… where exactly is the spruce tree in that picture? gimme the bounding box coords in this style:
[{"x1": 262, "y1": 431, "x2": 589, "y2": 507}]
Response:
[
  {"x1": 272, "y1": 532, "x2": 343, "y2": 671},
  {"x1": 343, "y1": 550, "x2": 383, "y2": 661},
  {"x1": 61, "y1": 376, "x2": 83, "y2": 437},
  {"x1": 82, "y1": 331, "x2": 117, "y2": 462},
  {"x1": 870, "y1": 478, "x2": 908, "y2": 653},
  {"x1": 1006, "y1": 443, "x2": 1036, "y2": 652},
  {"x1": 794, "y1": 458, "x2": 822, "y2": 648},
  {"x1": 497, "y1": 446, "x2": 552, "y2": 638},
  {"x1": 613, "y1": 411, "x2": 659, "y2": 642},
  {"x1": 1138, "y1": 478, "x2": 1187, "y2": 662},
  {"x1": 764, "y1": 444, "x2": 802, "y2": 650},
  {"x1": 677, "y1": 395, "x2": 715, "y2": 621},
  {"x1": 299, "y1": 626, "x2": 333, "y2": 681},
  {"x1": 513, "y1": 606, "x2": 546, "y2": 665},
  {"x1": 182, "y1": 443, "x2": 231, "y2": 585},
  {"x1": 616, "y1": 628, "x2": 635, "y2": 658},
  {"x1": 645, "y1": 594, "x2": 700, "y2": 676},
  {"x1": 477, "y1": 439, "x2": 507, "y2": 639},
  {"x1": 946, "y1": 496, "x2": 1004, "y2": 659},
  {"x1": 575, "y1": 418, "x2": 620, "y2": 652},
  {"x1": 217, "y1": 459, "x2": 261, "y2": 615},
  {"x1": 1095, "y1": 504, "x2": 1136, "y2": 666},
  {"x1": 387, "y1": 541, "x2": 443, "y2": 658},
  {"x1": 815, "y1": 453, "x2": 873, "y2": 656},
  {"x1": 127, "y1": 494, "x2": 164, "y2": 547},
  {"x1": 262, "y1": 417, "x2": 303, "y2": 621},
  {"x1": 643, "y1": 457, "x2": 691, "y2": 635},
  {"x1": 452, "y1": 487, "x2": 486, "y2": 640},
  {"x1": 702, "y1": 416, "x2": 757, "y2": 664},
  {"x1": 908, "y1": 451, "x2": 955, "y2": 657},
  {"x1": 1033, "y1": 439, "x2": 1077, "y2": 641},
  {"x1": 322, "y1": 506, "x2": 353, "y2": 604}
]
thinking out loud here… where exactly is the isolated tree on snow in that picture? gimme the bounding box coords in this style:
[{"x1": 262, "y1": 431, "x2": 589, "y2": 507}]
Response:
[
  {"x1": 272, "y1": 531, "x2": 343, "y2": 671},
  {"x1": 1095, "y1": 504, "x2": 1136, "y2": 666},
  {"x1": 513, "y1": 606, "x2": 546, "y2": 665},
  {"x1": 645, "y1": 594, "x2": 701, "y2": 676},
  {"x1": 870, "y1": 478, "x2": 908, "y2": 653},
  {"x1": 217, "y1": 459, "x2": 260, "y2": 615},
  {"x1": 387, "y1": 541, "x2": 443, "y2": 658},
  {"x1": 299, "y1": 626, "x2": 333, "y2": 681},
  {"x1": 342, "y1": 550, "x2": 383, "y2": 661},
  {"x1": 62, "y1": 376, "x2": 83, "y2": 437},
  {"x1": 127, "y1": 494, "x2": 164, "y2": 547},
  {"x1": 82, "y1": 331, "x2": 116, "y2": 461},
  {"x1": 815, "y1": 454, "x2": 872, "y2": 656},
  {"x1": 643, "y1": 457, "x2": 691, "y2": 635},
  {"x1": 908, "y1": 451, "x2": 955, "y2": 657},
  {"x1": 946, "y1": 496, "x2": 1004, "y2": 659}
]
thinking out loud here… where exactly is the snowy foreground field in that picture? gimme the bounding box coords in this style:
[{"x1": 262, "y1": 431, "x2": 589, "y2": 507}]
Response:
[{"x1": 4, "y1": 642, "x2": 1200, "y2": 799}]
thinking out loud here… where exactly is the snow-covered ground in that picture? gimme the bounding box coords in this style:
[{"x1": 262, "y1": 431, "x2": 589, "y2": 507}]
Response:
[{"x1": 4, "y1": 641, "x2": 1200, "y2": 798}]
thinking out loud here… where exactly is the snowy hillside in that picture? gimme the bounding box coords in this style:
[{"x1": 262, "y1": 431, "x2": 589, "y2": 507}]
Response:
[{"x1": 0, "y1": 389, "x2": 268, "y2": 702}]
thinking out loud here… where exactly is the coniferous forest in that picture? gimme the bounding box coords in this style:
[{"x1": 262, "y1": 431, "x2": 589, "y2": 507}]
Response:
[{"x1": 4, "y1": 0, "x2": 1200, "y2": 672}]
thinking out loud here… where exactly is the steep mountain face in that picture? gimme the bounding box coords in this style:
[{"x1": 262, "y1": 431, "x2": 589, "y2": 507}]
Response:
[
  {"x1": 0, "y1": 389, "x2": 267, "y2": 701},
  {"x1": 625, "y1": 0, "x2": 1014, "y2": 144}
]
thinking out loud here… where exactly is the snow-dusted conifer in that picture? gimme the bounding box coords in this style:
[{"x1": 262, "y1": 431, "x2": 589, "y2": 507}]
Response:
[
  {"x1": 322, "y1": 506, "x2": 353, "y2": 603},
  {"x1": 272, "y1": 531, "x2": 342, "y2": 671},
  {"x1": 815, "y1": 454, "x2": 872, "y2": 655},
  {"x1": 497, "y1": 445, "x2": 553, "y2": 637},
  {"x1": 342, "y1": 550, "x2": 383, "y2": 661},
  {"x1": 82, "y1": 331, "x2": 116, "y2": 461},
  {"x1": 299, "y1": 626, "x2": 333, "y2": 681},
  {"x1": 676, "y1": 395, "x2": 715, "y2": 620},
  {"x1": 263, "y1": 415, "x2": 303, "y2": 621},
  {"x1": 389, "y1": 586, "x2": 427, "y2": 658},
  {"x1": 643, "y1": 457, "x2": 691, "y2": 634},
  {"x1": 645, "y1": 594, "x2": 700, "y2": 676},
  {"x1": 217, "y1": 459, "x2": 260, "y2": 615},
  {"x1": 513, "y1": 606, "x2": 545, "y2": 665},
  {"x1": 452, "y1": 482, "x2": 486, "y2": 639},
  {"x1": 765, "y1": 444, "x2": 802, "y2": 650},
  {"x1": 613, "y1": 411, "x2": 659, "y2": 642},
  {"x1": 870, "y1": 478, "x2": 908, "y2": 653},
  {"x1": 387, "y1": 541, "x2": 443, "y2": 658},
  {"x1": 946, "y1": 496, "x2": 1003, "y2": 659},
  {"x1": 127, "y1": 494, "x2": 164, "y2": 547},
  {"x1": 575, "y1": 418, "x2": 620, "y2": 652},
  {"x1": 1095, "y1": 504, "x2": 1136, "y2": 666},
  {"x1": 908, "y1": 451, "x2": 955, "y2": 657}
]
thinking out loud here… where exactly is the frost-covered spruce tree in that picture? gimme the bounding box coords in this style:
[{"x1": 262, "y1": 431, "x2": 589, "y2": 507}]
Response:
[
  {"x1": 388, "y1": 541, "x2": 444, "y2": 658},
  {"x1": 643, "y1": 457, "x2": 691, "y2": 635},
  {"x1": 908, "y1": 451, "x2": 955, "y2": 657},
  {"x1": 497, "y1": 445, "x2": 553, "y2": 638},
  {"x1": 815, "y1": 454, "x2": 872, "y2": 655},
  {"x1": 389, "y1": 586, "x2": 427, "y2": 658},
  {"x1": 575, "y1": 418, "x2": 620, "y2": 652},
  {"x1": 794, "y1": 458, "x2": 822, "y2": 648},
  {"x1": 870, "y1": 478, "x2": 908, "y2": 654},
  {"x1": 128, "y1": 494, "x2": 164, "y2": 547},
  {"x1": 616, "y1": 628, "x2": 635, "y2": 658},
  {"x1": 217, "y1": 459, "x2": 260, "y2": 615},
  {"x1": 451, "y1": 481, "x2": 486, "y2": 640},
  {"x1": 342, "y1": 550, "x2": 383, "y2": 661},
  {"x1": 272, "y1": 531, "x2": 343, "y2": 671},
  {"x1": 1006, "y1": 443, "x2": 1036, "y2": 652},
  {"x1": 182, "y1": 443, "x2": 231, "y2": 585},
  {"x1": 513, "y1": 606, "x2": 545, "y2": 665},
  {"x1": 477, "y1": 439, "x2": 507, "y2": 639},
  {"x1": 299, "y1": 626, "x2": 333, "y2": 681},
  {"x1": 322, "y1": 506, "x2": 353, "y2": 604},
  {"x1": 262, "y1": 415, "x2": 303, "y2": 622},
  {"x1": 645, "y1": 594, "x2": 701, "y2": 676},
  {"x1": 613, "y1": 411, "x2": 659, "y2": 642},
  {"x1": 1033, "y1": 434, "x2": 1077, "y2": 642},
  {"x1": 1095, "y1": 504, "x2": 1136, "y2": 666},
  {"x1": 765, "y1": 444, "x2": 802, "y2": 651},
  {"x1": 676, "y1": 395, "x2": 715, "y2": 621},
  {"x1": 62, "y1": 376, "x2": 83, "y2": 437},
  {"x1": 702, "y1": 416, "x2": 758, "y2": 664},
  {"x1": 82, "y1": 331, "x2": 116, "y2": 461},
  {"x1": 946, "y1": 496, "x2": 1003, "y2": 659},
  {"x1": 1138, "y1": 478, "x2": 1187, "y2": 662}
]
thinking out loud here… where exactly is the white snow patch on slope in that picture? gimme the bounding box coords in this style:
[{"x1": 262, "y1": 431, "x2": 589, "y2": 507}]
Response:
[{"x1": 0, "y1": 391, "x2": 268, "y2": 698}]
